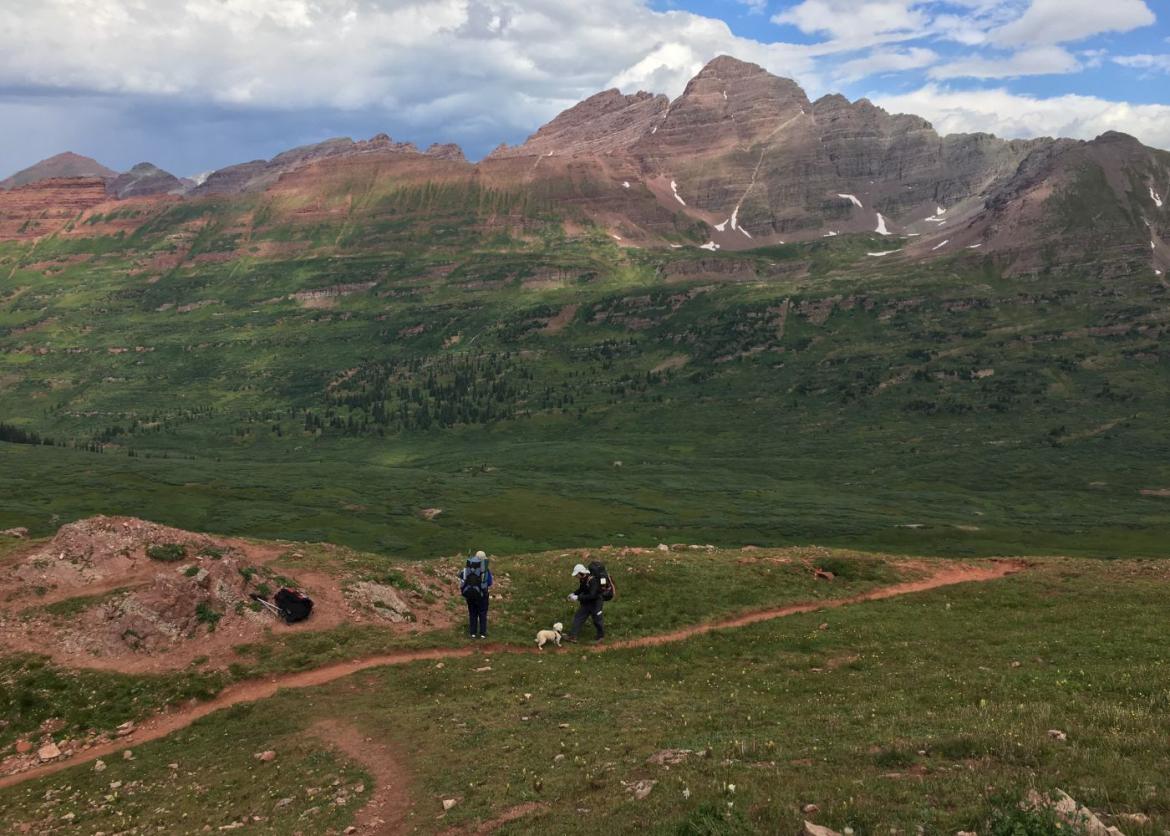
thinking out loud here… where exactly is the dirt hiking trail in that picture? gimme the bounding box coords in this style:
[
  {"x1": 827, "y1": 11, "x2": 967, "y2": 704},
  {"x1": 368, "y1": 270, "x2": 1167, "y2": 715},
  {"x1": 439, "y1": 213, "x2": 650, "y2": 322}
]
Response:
[
  {"x1": 309, "y1": 720, "x2": 412, "y2": 835},
  {"x1": 0, "y1": 560, "x2": 1023, "y2": 794}
]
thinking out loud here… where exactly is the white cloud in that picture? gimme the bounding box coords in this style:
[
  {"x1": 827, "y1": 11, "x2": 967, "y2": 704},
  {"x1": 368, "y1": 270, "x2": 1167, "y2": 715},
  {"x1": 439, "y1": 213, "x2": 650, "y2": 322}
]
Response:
[
  {"x1": 873, "y1": 83, "x2": 1170, "y2": 150},
  {"x1": 834, "y1": 48, "x2": 939, "y2": 82},
  {"x1": 1114, "y1": 54, "x2": 1170, "y2": 73},
  {"x1": 0, "y1": 0, "x2": 830, "y2": 136},
  {"x1": 772, "y1": 0, "x2": 928, "y2": 42},
  {"x1": 989, "y1": 0, "x2": 1155, "y2": 46},
  {"x1": 929, "y1": 45, "x2": 1081, "y2": 79}
]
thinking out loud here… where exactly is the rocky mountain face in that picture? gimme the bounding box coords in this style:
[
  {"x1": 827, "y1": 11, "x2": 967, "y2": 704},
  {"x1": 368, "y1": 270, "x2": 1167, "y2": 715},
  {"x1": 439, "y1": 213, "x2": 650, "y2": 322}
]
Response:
[
  {"x1": 107, "y1": 163, "x2": 184, "y2": 199},
  {"x1": 0, "y1": 177, "x2": 111, "y2": 239},
  {"x1": 0, "y1": 152, "x2": 116, "y2": 190},
  {"x1": 190, "y1": 134, "x2": 468, "y2": 196},
  {"x1": 0, "y1": 56, "x2": 1166, "y2": 276}
]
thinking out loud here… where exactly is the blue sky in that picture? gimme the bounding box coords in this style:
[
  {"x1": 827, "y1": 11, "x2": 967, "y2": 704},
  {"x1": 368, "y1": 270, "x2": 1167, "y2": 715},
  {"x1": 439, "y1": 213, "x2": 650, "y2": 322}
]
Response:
[{"x1": 1, "y1": 0, "x2": 1168, "y2": 178}]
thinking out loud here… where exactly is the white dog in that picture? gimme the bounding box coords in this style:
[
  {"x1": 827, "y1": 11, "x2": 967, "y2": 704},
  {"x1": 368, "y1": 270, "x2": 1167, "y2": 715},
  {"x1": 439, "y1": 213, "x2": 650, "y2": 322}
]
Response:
[{"x1": 535, "y1": 622, "x2": 564, "y2": 649}]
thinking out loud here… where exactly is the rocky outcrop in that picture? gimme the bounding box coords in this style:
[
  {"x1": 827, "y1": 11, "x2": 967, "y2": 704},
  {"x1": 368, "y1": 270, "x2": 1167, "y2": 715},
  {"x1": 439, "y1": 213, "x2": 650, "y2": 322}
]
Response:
[
  {"x1": 0, "y1": 152, "x2": 115, "y2": 190},
  {"x1": 425, "y1": 143, "x2": 467, "y2": 162},
  {"x1": 107, "y1": 163, "x2": 184, "y2": 198},
  {"x1": 0, "y1": 177, "x2": 111, "y2": 240},
  {"x1": 487, "y1": 89, "x2": 668, "y2": 159},
  {"x1": 191, "y1": 134, "x2": 463, "y2": 196}
]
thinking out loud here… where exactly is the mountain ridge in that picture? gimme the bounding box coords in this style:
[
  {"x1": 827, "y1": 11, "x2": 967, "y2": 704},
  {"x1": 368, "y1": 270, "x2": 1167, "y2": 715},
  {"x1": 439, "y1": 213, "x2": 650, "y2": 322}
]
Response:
[{"x1": 0, "y1": 56, "x2": 1167, "y2": 275}]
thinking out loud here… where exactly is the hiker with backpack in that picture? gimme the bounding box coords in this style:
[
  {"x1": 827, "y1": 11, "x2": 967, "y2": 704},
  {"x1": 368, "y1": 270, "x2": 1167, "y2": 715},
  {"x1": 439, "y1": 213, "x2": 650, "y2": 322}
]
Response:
[
  {"x1": 565, "y1": 559, "x2": 614, "y2": 643},
  {"x1": 459, "y1": 550, "x2": 494, "y2": 639}
]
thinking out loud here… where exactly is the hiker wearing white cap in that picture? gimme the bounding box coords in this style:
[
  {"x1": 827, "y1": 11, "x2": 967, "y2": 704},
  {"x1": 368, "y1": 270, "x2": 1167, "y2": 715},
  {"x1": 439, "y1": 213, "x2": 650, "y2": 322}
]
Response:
[
  {"x1": 459, "y1": 550, "x2": 493, "y2": 639},
  {"x1": 564, "y1": 561, "x2": 604, "y2": 643}
]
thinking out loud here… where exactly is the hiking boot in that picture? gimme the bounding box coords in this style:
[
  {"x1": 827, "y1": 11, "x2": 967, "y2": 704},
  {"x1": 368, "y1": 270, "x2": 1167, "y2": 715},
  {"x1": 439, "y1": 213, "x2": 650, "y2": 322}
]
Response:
[
  {"x1": 562, "y1": 635, "x2": 578, "y2": 643},
  {"x1": 594, "y1": 636, "x2": 605, "y2": 644}
]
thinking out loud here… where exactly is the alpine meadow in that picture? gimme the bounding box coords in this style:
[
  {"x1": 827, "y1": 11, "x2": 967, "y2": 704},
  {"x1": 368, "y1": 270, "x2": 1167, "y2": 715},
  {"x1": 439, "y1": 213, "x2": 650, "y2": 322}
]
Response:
[{"x1": 1, "y1": 15, "x2": 1170, "y2": 836}]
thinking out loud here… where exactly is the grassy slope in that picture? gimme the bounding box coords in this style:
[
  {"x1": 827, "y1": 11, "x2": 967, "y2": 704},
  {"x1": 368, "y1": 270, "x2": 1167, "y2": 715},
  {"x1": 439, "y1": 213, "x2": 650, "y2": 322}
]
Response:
[
  {"x1": 1, "y1": 198, "x2": 1168, "y2": 558},
  {"x1": 0, "y1": 546, "x2": 897, "y2": 750},
  {"x1": 1, "y1": 558, "x2": 1166, "y2": 834}
]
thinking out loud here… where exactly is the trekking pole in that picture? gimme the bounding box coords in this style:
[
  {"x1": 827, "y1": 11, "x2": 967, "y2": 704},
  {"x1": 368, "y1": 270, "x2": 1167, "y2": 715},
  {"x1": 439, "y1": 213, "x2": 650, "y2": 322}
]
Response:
[{"x1": 249, "y1": 594, "x2": 285, "y2": 620}]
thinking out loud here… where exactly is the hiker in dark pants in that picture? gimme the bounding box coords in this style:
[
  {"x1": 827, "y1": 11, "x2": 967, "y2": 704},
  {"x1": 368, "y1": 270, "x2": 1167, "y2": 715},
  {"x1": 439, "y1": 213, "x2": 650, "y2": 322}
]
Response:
[
  {"x1": 565, "y1": 563, "x2": 604, "y2": 642},
  {"x1": 459, "y1": 551, "x2": 494, "y2": 639}
]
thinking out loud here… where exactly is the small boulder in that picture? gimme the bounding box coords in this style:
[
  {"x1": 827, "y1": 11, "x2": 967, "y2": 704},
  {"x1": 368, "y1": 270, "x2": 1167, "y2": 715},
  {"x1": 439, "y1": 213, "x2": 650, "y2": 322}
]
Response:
[
  {"x1": 14, "y1": 740, "x2": 32, "y2": 754},
  {"x1": 0, "y1": 527, "x2": 28, "y2": 539},
  {"x1": 802, "y1": 804, "x2": 820, "y2": 814},
  {"x1": 1116, "y1": 814, "x2": 1149, "y2": 826},
  {"x1": 255, "y1": 750, "x2": 276, "y2": 762},
  {"x1": 94, "y1": 759, "x2": 106, "y2": 772},
  {"x1": 625, "y1": 779, "x2": 656, "y2": 800},
  {"x1": 656, "y1": 544, "x2": 670, "y2": 552},
  {"x1": 802, "y1": 821, "x2": 842, "y2": 836},
  {"x1": 37, "y1": 742, "x2": 62, "y2": 761},
  {"x1": 647, "y1": 749, "x2": 692, "y2": 766},
  {"x1": 442, "y1": 798, "x2": 458, "y2": 811},
  {"x1": 1047, "y1": 729, "x2": 1067, "y2": 742},
  {"x1": 122, "y1": 749, "x2": 134, "y2": 760},
  {"x1": 116, "y1": 721, "x2": 135, "y2": 737}
]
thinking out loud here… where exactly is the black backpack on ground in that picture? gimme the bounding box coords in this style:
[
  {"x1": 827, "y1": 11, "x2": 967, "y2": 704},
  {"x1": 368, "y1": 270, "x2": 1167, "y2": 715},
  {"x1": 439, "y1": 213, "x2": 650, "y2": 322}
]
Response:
[
  {"x1": 274, "y1": 588, "x2": 314, "y2": 623},
  {"x1": 588, "y1": 560, "x2": 616, "y2": 601}
]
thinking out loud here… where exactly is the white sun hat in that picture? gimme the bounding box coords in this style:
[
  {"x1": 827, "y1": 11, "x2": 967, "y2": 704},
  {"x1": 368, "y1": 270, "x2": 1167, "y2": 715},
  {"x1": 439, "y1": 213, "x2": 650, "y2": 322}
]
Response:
[{"x1": 571, "y1": 563, "x2": 588, "y2": 576}]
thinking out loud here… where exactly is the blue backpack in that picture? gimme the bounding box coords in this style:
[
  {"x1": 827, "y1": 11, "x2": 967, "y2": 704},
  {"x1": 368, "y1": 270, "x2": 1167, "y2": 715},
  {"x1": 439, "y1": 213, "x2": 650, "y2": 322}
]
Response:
[{"x1": 461, "y1": 558, "x2": 490, "y2": 601}]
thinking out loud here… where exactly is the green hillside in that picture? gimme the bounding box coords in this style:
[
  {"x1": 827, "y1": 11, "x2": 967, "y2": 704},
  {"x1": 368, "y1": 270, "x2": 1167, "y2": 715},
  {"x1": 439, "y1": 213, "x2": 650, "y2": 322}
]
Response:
[{"x1": 2, "y1": 190, "x2": 1169, "y2": 557}]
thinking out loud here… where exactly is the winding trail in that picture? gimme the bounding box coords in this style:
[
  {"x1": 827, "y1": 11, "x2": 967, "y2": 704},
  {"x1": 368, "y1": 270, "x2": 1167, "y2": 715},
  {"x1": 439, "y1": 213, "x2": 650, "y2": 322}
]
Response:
[{"x1": 0, "y1": 560, "x2": 1023, "y2": 793}]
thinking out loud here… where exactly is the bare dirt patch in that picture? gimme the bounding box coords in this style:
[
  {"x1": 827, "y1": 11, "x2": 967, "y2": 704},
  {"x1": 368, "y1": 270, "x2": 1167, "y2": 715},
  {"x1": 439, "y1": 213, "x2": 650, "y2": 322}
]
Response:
[
  {"x1": 540, "y1": 303, "x2": 579, "y2": 335},
  {"x1": 309, "y1": 720, "x2": 413, "y2": 835},
  {"x1": 0, "y1": 517, "x2": 452, "y2": 673}
]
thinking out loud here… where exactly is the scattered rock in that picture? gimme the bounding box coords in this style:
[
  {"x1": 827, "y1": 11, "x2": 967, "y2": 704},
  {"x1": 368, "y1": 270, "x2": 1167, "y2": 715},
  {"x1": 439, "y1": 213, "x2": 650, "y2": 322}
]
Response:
[
  {"x1": 116, "y1": 720, "x2": 135, "y2": 736},
  {"x1": 419, "y1": 508, "x2": 443, "y2": 521},
  {"x1": 554, "y1": 754, "x2": 566, "y2": 763},
  {"x1": 802, "y1": 803, "x2": 820, "y2": 814},
  {"x1": 814, "y1": 568, "x2": 835, "y2": 581},
  {"x1": 803, "y1": 821, "x2": 842, "y2": 836},
  {"x1": 275, "y1": 798, "x2": 294, "y2": 808},
  {"x1": 14, "y1": 740, "x2": 32, "y2": 754},
  {"x1": 37, "y1": 742, "x2": 62, "y2": 761},
  {"x1": 1010, "y1": 661, "x2": 1022, "y2": 668},
  {"x1": 1047, "y1": 729, "x2": 1067, "y2": 742},
  {"x1": 475, "y1": 666, "x2": 492, "y2": 673},
  {"x1": 255, "y1": 750, "x2": 276, "y2": 762},
  {"x1": 656, "y1": 544, "x2": 670, "y2": 552},
  {"x1": 1116, "y1": 814, "x2": 1149, "y2": 826},
  {"x1": 442, "y1": 798, "x2": 458, "y2": 811},
  {"x1": 957, "y1": 831, "x2": 977, "y2": 836},
  {"x1": 1024, "y1": 789, "x2": 1123, "y2": 836},
  {"x1": 647, "y1": 749, "x2": 692, "y2": 766},
  {"x1": 818, "y1": 623, "x2": 829, "y2": 631},
  {"x1": 624, "y1": 779, "x2": 657, "y2": 800},
  {"x1": 122, "y1": 749, "x2": 134, "y2": 760},
  {"x1": 1, "y1": 527, "x2": 29, "y2": 538},
  {"x1": 94, "y1": 759, "x2": 106, "y2": 772}
]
